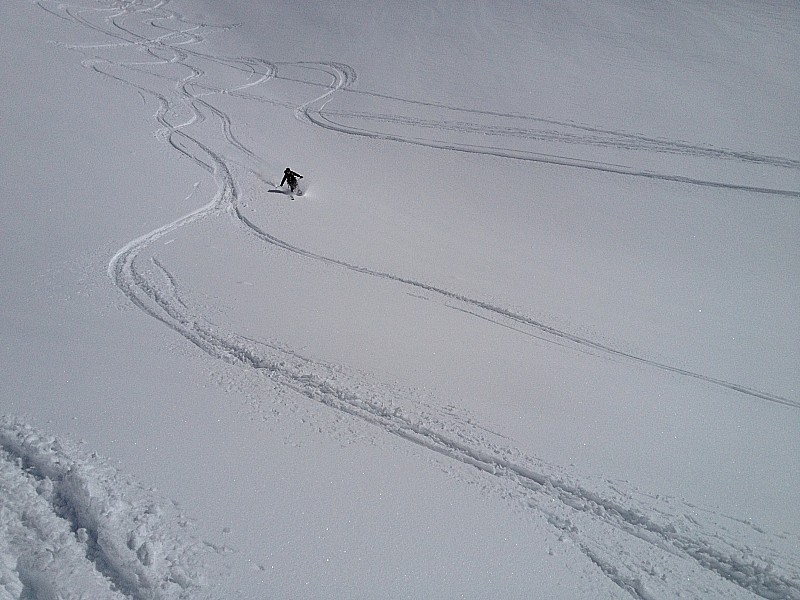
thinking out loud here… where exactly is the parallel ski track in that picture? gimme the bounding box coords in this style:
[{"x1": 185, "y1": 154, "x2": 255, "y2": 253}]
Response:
[
  {"x1": 235, "y1": 201, "x2": 798, "y2": 410},
  {"x1": 40, "y1": 2, "x2": 800, "y2": 598},
  {"x1": 268, "y1": 65, "x2": 800, "y2": 198},
  {"x1": 307, "y1": 100, "x2": 800, "y2": 199},
  {"x1": 322, "y1": 96, "x2": 800, "y2": 170}
]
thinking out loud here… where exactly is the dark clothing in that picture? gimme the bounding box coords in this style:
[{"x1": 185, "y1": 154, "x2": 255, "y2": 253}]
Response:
[{"x1": 280, "y1": 169, "x2": 303, "y2": 192}]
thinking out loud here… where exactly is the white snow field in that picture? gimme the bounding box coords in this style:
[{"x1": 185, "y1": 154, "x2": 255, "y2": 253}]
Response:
[{"x1": 1, "y1": 0, "x2": 799, "y2": 598}]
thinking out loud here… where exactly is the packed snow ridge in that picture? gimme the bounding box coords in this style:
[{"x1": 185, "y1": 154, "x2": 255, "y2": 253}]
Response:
[{"x1": 0, "y1": 418, "x2": 216, "y2": 600}]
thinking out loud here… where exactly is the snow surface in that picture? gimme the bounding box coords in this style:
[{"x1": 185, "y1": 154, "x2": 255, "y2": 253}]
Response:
[{"x1": 1, "y1": 0, "x2": 799, "y2": 598}]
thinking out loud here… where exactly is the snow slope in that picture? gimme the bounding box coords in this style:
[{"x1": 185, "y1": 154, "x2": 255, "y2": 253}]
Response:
[{"x1": 2, "y1": 0, "x2": 798, "y2": 598}]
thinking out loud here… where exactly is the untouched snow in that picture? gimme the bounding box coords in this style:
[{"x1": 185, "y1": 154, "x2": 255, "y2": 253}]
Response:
[{"x1": 1, "y1": 0, "x2": 799, "y2": 598}]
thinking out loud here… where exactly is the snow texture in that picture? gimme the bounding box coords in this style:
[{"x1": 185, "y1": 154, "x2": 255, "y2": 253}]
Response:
[
  {"x1": 0, "y1": 418, "x2": 217, "y2": 600},
  {"x1": 2, "y1": 0, "x2": 799, "y2": 598}
]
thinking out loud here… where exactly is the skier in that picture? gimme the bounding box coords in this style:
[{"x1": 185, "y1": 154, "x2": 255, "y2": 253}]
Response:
[{"x1": 280, "y1": 167, "x2": 303, "y2": 193}]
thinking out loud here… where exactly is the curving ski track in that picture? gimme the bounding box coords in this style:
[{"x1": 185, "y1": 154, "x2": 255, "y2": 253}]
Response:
[
  {"x1": 38, "y1": 1, "x2": 800, "y2": 598},
  {"x1": 280, "y1": 63, "x2": 800, "y2": 198}
]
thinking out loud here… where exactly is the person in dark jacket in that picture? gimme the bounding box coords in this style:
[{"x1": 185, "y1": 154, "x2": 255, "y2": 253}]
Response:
[{"x1": 280, "y1": 168, "x2": 303, "y2": 193}]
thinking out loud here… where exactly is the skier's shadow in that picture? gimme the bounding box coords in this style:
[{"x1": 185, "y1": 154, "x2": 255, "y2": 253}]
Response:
[{"x1": 268, "y1": 189, "x2": 293, "y2": 197}]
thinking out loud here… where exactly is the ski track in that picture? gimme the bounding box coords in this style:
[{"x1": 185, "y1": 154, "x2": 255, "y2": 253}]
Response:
[
  {"x1": 278, "y1": 68, "x2": 800, "y2": 198},
  {"x1": 0, "y1": 418, "x2": 213, "y2": 600},
  {"x1": 32, "y1": 1, "x2": 800, "y2": 598}
]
